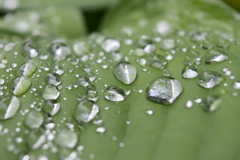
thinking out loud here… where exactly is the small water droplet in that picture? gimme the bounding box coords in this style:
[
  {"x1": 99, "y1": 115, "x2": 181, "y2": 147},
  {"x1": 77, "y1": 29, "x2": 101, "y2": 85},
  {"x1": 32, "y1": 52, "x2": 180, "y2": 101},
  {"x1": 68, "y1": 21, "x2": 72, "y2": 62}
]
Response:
[
  {"x1": 113, "y1": 62, "x2": 137, "y2": 85},
  {"x1": 79, "y1": 76, "x2": 90, "y2": 87},
  {"x1": 86, "y1": 84, "x2": 98, "y2": 102},
  {"x1": 72, "y1": 100, "x2": 99, "y2": 123},
  {"x1": 162, "y1": 69, "x2": 171, "y2": 77},
  {"x1": 49, "y1": 42, "x2": 71, "y2": 61},
  {"x1": 11, "y1": 76, "x2": 31, "y2": 96},
  {"x1": 146, "y1": 77, "x2": 183, "y2": 105},
  {"x1": 54, "y1": 129, "x2": 78, "y2": 148},
  {"x1": 102, "y1": 38, "x2": 120, "y2": 53},
  {"x1": 73, "y1": 42, "x2": 90, "y2": 55},
  {"x1": 150, "y1": 55, "x2": 167, "y2": 69},
  {"x1": 104, "y1": 86, "x2": 126, "y2": 102},
  {"x1": 0, "y1": 96, "x2": 20, "y2": 120},
  {"x1": 43, "y1": 100, "x2": 60, "y2": 116},
  {"x1": 27, "y1": 130, "x2": 46, "y2": 150},
  {"x1": 184, "y1": 51, "x2": 201, "y2": 66},
  {"x1": 133, "y1": 48, "x2": 145, "y2": 57},
  {"x1": 154, "y1": 21, "x2": 173, "y2": 36},
  {"x1": 25, "y1": 111, "x2": 44, "y2": 129},
  {"x1": 233, "y1": 81, "x2": 240, "y2": 89},
  {"x1": 202, "y1": 95, "x2": 221, "y2": 112},
  {"x1": 42, "y1": 85, "x2": 60, "y2": 100},
  {"x1": 21, "y1": 41, "x2": 38, "y2": 58},
  {"x1": 198, "y1": 71, "x2": 224, "y2": 89},
  {"x1": 185, "y1": 100, "x2": 193, "y2": 108},
  {"x1": 45, "y1": 73, "x2": 61, "y2": 86},
  {"x1": 217, "y1": 39, "x2": 229, "y2": 49},
  {"x1": 0, "y1": 78, "x2": 5, "y2": 85},
  {"x1": 205, "y1": 49, "x2": 229, "y2": 64},
  {"x1": 182, "y1": 66, "x2": 198, "y2": 79},
  {"x1": 160, "y1": 39, "x2": 175, "y2": 50},
  {"x1": 111, "y1": 52, "x2": 122, "y2": 61},
  {"x1": 96, "y1": 127, "x2": 106, "y2": 133},
  {"x1": 146, "y1": 109, "x2": 153, "y2": 115},
  {"x1": 18, "y1": 62, "x2": 37, "y2": 77}
]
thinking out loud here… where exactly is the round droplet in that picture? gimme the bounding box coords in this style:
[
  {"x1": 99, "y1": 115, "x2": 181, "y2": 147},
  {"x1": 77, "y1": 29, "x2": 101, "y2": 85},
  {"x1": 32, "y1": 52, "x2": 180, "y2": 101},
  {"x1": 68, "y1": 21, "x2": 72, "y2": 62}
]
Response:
[
  {"x1": 43, "y1": 100, "x2": 60, "y2": 116},
  {"x1": 198, "y1": 71, "x2": 224, "y2": 89},
  {"x1": 184, "y1": 51, "x2": 201, "y2": 66},
  {"x1": 149, "y1": 55, "x2": 167, "y2": 69},
  {"x1": 205, "y1": 49, "x2": 229, "y2": 64},
  {"x1": 182, "y1": 66, "x2": 198, "y2": 79},
  {"x1": 86, "y1": 84, "x2": 98, "y2": 102},
  {"x1": 146, "y1": 77, "x2": 183, "y2": 105},
  {"x1": 133, "y1": 48, "x2": 145, "y2": 57},
  {"x1": 113, "y1": 61, "x2": 137, "y2": 85},
  {"x1": 11, "y1": 76, "x2": 32, "y2": 96},
  {"x1": 101, "y1": 38, "x2": 120, "y2": 53},
  {"x1": 21, "y1": 41, "x2": 38, "y2": 58},
  {"x1": 27, "y1": 130, "x2": 46, "y2": 150},
  {"x1": 18, "y1": 62, "x2": 37, "y2": 77},
  {"x1": 42, "y1": 85, "x2": 60, "y2": 100},
  {"x1": 72, "y1": 100, "x2": 99, "y2": 123},
  {"x1": 45, "y1": 73, "x2": 61, "y2": 86},
  {"x1": 233, "y1": 81, "x2": 240, "y2": 90},
  {"x1": 154, "y1": 21, "x2": 173, "y2": 36},
  {"x1": 25, "y1": 111, "x2": 44, "y2": 129},
  {"x1": 160, "y1": 39, "x2": 175, "y2": 50},
  {"x1": 0, "y1": 78, "x2": 5, "y2": 85},
  {"x1": 54, "y1": 129, "x2": 78, "y2": 148},
  {"x1": 202, "y1": 95, "x2": 222, "y2": 112},
  {"x1": 0, "y1": 96, "x2": 20, "y2": 120},
  {"x1": 49, "y1": 42, "x2": 71, "y2": 61},
  {"x1": 104, "y1": 86, "x2": 126, "y2": 102}
]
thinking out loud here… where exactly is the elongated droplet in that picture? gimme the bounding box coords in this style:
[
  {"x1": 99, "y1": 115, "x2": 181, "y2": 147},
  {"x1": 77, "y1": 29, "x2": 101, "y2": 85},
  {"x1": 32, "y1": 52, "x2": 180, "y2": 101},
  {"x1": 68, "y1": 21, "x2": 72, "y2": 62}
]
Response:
[
  {"x1": 72, "y1": 100, "x2": 99, "y2": 123},
  {"x1": 42, "y1": 85, "x2": 60, "y2": 100},
  {"x1": 202, "y1": 95, "x2": 222, "y2": 112},
  {"x1": 146, "y1": 77, "x2": 183, "y2": 105},
  {"x1": 54, "y1": 129, "x2": 78, "y2": 148},
  {"x1": 198, "y1": 71, "x2": 224, "y2": 89},
  {"x1": 18, "y1": 62, "x2": 37, "y2": 77},
  {"x1": 45, "y1": 73, "x2": 61, "y2": 86},
  {"x1": 27, "y1": 130, "x2": 46, "y2": 150},
  {"x1": 0, "y1": 96, "x2": 20, "y2": 120},
  {"x1": 150, "y1": 55, "x2": 167, "y2": 69},
  {"x1": 205, "y1": 49, "x2": 229, "y2": 64},
  {"x1": 102, "y1": 38, "x2": 120, "y2": 53},
  {"x1": 104, "y1": 86, "x2": 126, "y2": 102},
  {"x1": 182, "y1": 66, "x2": 198, "y2": 79},
  {"x1": 25, "y1": 111, "x2": 44, "y2": 129},
  {"x1": 49, "y1": 42, "x2": 71, "y2": 61},
  {"x1": 113, "y1": 62, "x2": 137, "y2": 85},
  {"x1": 12, "y1": 76, "x2": 31, "y2": 96},
  {"x1": 43, "y1": 100, "x2": 60, "y2": 116}
]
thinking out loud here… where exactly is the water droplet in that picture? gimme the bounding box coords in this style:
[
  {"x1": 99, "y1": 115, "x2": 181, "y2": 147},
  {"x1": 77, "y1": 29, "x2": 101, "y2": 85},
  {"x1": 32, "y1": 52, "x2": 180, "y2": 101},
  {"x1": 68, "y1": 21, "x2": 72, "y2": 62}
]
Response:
[
  {"x1": 11, "y1": 76, "x2": 31, "y2": 96},
  {"x1": 49, "y1": 42, "x2": 71, "y2": 61},
  {"x1": 45, "y1": 73, "x2": 61, "y2": 86},
  {"x1": 96, "y1": 127, "x2": 106, "y2": 133},
  {"x1": 184, "y1": 51, "x2": 201, "y2": 66},
  {"x1": 72, "y1": 100, "x2": 99, "y2": 123},
  {"x1": 182, "y1": 66, "x2": 198, "y2": 79},
  {"x1": 191, "y1": 32, "x2": 206, "y2": 42},
  {"x1": 162, "y1": 69, "x2": 171, "y2": 77},
  {"x1": 160, "y1": 39, "x2": 175, "y2": 50},
  {"x1": 86, "y1": 84, "x2": 98, "y2": 102},
  {"x1": 0, "y1": 78, "x2": 5, "y2": 85},
  {"x1": 136, "y1": 58, "x2": 147, "y2": 66},
  {"x1": 27, "y1": 130, "x2": 46, "y2": 150},
  {"x1": 104, "y1": 86, "x2": 126, "y2": 102},
  {"x1": 54, "y1": 129, "x2": 78, "y2": 148},
  {"x1": 43, "y1": 100, "x2": 60, "y2": 116},
  {"x1": 217, "y1": 39, "x2": 229, "y2": 49},
  {"x1": 146, "y1": 109, "x2": 153, "y2": 115},
  {"x1": 146, "y1": 77, "x2": 183, "y2": 105},
  {"x1": 202, "y1": 95, "x2": 221, "y2": 112},
  {"x1": 42, "y1": 85, "x2": 60, "y2": 100},
  {"x1": 137, "y1": 36, "x2": 153, "y2": 49},
  {"x1": 79, "y1": 76, "x2": 90, "y2": 87},
  {"x1": 102, "y1": 38, "x2": 120, "y2": 53},
  {"x1": 0, "y1": 96, "x2": 20, "y2": 120},
  {"x1": 185, "y1": 100, "x2": 193, "y2": 108},
  {"x1": 233, "y1": 81, "x2": 240, "y2": 89},
  {"x1": 18, "y1": 62, "x2": 37, "y2": 77},
  {"x1": 198, "y1": 71, "x2": 224, "y2": 89},
  {"x1": 25, "y1": 111, "x2": 44, "y2": 129},
  {"x1": 73, "y1": 42, "x2": 90, "y2": 55},
  {"x1": 21, "y1": 41, "x2": 38, "y2": 58},
  {"x1": 205, "y1": 49, "x2": 229, "y2": 64},
  {"x1": 133, "y1": 48, "x2": 145, "y2": 57},
  {"x1": 150, "y1": 55, "x2": 167, "y2": 69},
  {"x1": 113, "y1": 62, "x2": 137, "y2": 85},
  {"x1": 154, "y1": 21, "x2": 173, "y2": 36}
]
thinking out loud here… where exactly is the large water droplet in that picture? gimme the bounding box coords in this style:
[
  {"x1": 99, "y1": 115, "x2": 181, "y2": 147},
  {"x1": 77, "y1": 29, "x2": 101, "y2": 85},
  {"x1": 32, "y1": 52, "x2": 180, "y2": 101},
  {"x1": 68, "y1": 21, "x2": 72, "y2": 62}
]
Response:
[
  {"x1": 54, "y1": 129, "x2": 78, "y2": 148},
  {"x1": 42, "y1": 85, "x2": 60, "y2": 100},
  {"x1": 18, "y1": 62, "x2": 37, "y2": 77},
  {"x1": 11, "y1": 76, "x2": 31, "y2": 96},
  {"x1": 198, "y1": 71, "x2": 224, "y2": 89},
  {"x1": 25, "y1": 111, "x2": 44, "y2": 129},
  {"x1": 204, "y1": 49, "x2": 229, "y2": 64},
  {"x1": 27, "y1": 130, "x2": 46, "y2": 150},
  {"x1": 0, "y1": 96, "x2": 20, "y2": 120},
  {"x1": 113, "y1": 62, "x2": 137, "y2": 85},
  {"x1": 182, "y1": 66, "x2": 198, "y2": 79},
  {"x1": 202, "y1": 95, "x2": 222, "y2": 112},
  {"x1": 45, "y1": 73, "x2": 61, "y2": 86},
  {"x1": 146, "y1": 77, "x2": 183, "y2": 105},
  {"x1": 101, "y1": 38, "x2": 120, "y2": 53},
  {"x1": 49, "y1": 42, "x2": 71, "y2": 61},
  {"x1": 104, "y1": 86, "x2": 126, "y2": 102},
  {"x1": 43, "y1": 100, "x2": 60, "y2": 116},
  {"x1": 149, "y1": 55, "x2": 167, "y2": 69},
  {"x1": 72, "y1": 100, "x2": 99, "y2": 123}
]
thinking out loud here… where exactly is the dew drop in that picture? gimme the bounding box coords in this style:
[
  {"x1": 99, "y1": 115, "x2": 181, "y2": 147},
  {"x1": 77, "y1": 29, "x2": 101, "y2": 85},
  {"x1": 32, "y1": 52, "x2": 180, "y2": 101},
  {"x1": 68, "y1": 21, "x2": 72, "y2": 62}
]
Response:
[
  {"x1": 21, "y1": 41, "x2": 38, "y2": 58},
  {"x1": 78, "y1": 76, "x2": 90, "y2": 87},
  {"x1": 54, "y1": 129, "x2": 78, "y2": 148},
  {"x1": 18, "y1": 62, "x2": 37, "y2": 77},
  {"x1": 149, "y1": 55, "x2": 167, "y2": 69},
  {"x1": 154, "y1": 21, "x2": 172, "y2": 36},
  {"x1": 43, "y1": 100, "x2": 60, "y2": 116},
  {"x1": 113, "y1": 62, "x2": 137, "y2": 85},
  {"x1": 198, "y1": 71, "x2": 224, "y2": 89},
  {"x1": 184, "y1": 51, "x2": 201, "y2": 66},
  {"x1": 49, "y1": 42, "x2": 71, "y2": 61},
  {"x1": 73, "y1": 42, "x2": 90, "y2": 55},
  {"x1": 160, "y1": 39, "x2": 175, "y2": 50},
  {"x1": 0, "y1": 78, "x2": 5, "y2": 85},
  {"x1": 204, "y1": 49, "x2": 229, "y2": 64},
  {"x1": 96, "y1": 127, "x2": 106, "y2": 133},
  {"x1": 0, "y1": 96, "x2": 20, "y2": 120},
  {"x1": 146, "y1": 77, "x2": 183, "y2": 105},
  {"x1": 27, "y1": 130, "x2": 46, "y2": 150},
  {"x1": 182, "y1": 66, "x2": 198, "y2": 79},
  {"x1": 72, "y1": 100, "x2": 99, "y2": 123},
  {"x1": 25, "y1": 111, "x2": 44, "y2": 129},
  {"x1": 185, "y1": 100, "x2": 193, "y2": 108},
  {"x1": 146, "y1": 109, "x2": 153, "y2": 115},
  {"x1": 101, "y1": 38, "x2": 120, "y2": 53},
  {"x1": 11, "y1": 76, "x2": 31, "y2": 96},
  {"x1": 233, "y1": 81, "x2": 240, "y2": 90},
  {"x1": 45, "y1": 73, "x2": 61, "y2": 86},
  {"x1": 42, "y1": 85, "x2": 60, "y2": 100},
  {"x1": 104, "y1": 86, "x2": 126, "y2": 102},
  {"x1": 202, "y1": 95, "x2": 222, "y2": 112},
  {"x1": 86, "y1": 84, "x2": 98, "y2": 102},
  {"x1": 133, "y1": 48, "x2": 145, "y2": 57}
]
